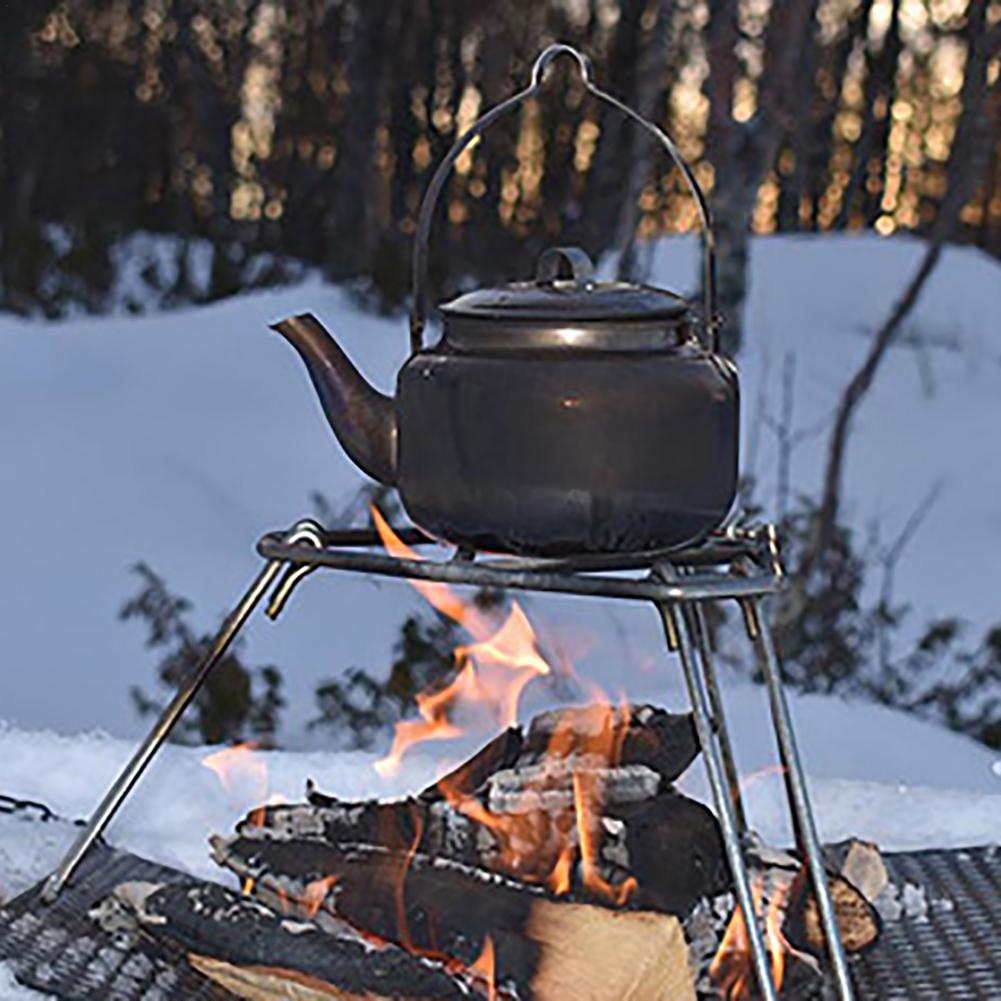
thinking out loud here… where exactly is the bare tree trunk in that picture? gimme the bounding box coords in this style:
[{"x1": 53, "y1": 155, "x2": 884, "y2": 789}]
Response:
[
  {"x1": 323, "y1": 0, "x2": 389, "y2": 280},
  {"x1": 833, "y1": 0, "x2": 903, "y2": 230},
  {"x1": 704, "y1": 0, "x2": 820, "y2": 355},
  {"x1": 614, "y1": 0, "x2": 675, "y2": 281},
  {"x1": 781, "y1": 0, "x2": 992, "y2": 616}
]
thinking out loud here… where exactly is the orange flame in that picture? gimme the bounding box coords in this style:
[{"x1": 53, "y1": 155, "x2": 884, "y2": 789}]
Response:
[
  {"x1": 241, "y1": 876, "x2": 255, "y2": 897},
  {"x1": 371, "y1": 506, "x2": 639, "y2": 955},
  {"x1": 372, "y1": 506, "x2": 493, "y2": 637},
  {"x1": 738, "y1": 764, "x2": 787, "y2": 797},
  {"x1": 395, "y1": 807, "x2": 424, "y2": 953},
  {"x1": 548, "y1": 844, "x2": 574, "y2": 895},
  {"x1": 434, "y1": 699, "x2": 636, "y2": 899},
  {"x1": 471, "y1": 935, "x2": 497, "y2": 1000},
  {"x1": 372, "y1": 510, "x2": 550, "y2": 776},
  {"x1": 572, "y1": 769, "x2": 637, "y2": 906},
  {"x1": 202, "y1": 742, "x2": 268, "y2": 802},
  {"x1": 301, "y1": 875, "x2": 339, "y2": 919},
  {"x1": 709, "y1": 877, "x2": 789, "y2": 1000}
]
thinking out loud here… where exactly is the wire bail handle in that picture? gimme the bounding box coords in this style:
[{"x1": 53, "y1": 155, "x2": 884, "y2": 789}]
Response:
[{"x1": 410, "y1": 43, "x2": 721, "y2": 354}]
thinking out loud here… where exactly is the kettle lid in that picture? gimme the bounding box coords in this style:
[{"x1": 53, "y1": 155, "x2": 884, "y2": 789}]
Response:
[{"x1": 440, "y1": 246, "x2": 690, "y2": 331}]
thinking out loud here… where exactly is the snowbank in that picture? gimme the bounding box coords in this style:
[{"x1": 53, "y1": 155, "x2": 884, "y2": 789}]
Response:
[
  {"x1": 0, "y1": 233, "x2": 999, "y2": 754},
  {"x1": 1, "y1": 679, "x2": 999, "y2": 904},
  {"x1": 0, "y1": 964, "x2": 51, "y2": 1000}
]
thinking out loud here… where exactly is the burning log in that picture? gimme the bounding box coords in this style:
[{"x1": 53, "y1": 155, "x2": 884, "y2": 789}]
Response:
[
  {"x1": 210, "y1": 838, "x2": 696, "y2": 1001},
  {"x1": 208, "y1": 705, "x2": 880, "y2": 999},
  {"x1": 101, "y1": 879, "x2": 473, "y2": 1000},
  {"x1": 237, "y1": 704, "x2": 725, "y2": 914},
  {"x1": 422, "y1": 703, "x2": 703, "y2": 796},
  {"x1": 235, "y1": 786, "x2": 726, "y2": 916}
]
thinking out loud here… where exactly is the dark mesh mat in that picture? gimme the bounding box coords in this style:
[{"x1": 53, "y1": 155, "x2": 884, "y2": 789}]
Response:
[
  {"x1": 1, "y1": 841, "x2": 999, "y2": 998},
  {"x1": 852, "y1": 845, "x2": 1001, "y2": 1000},
  {"x1": 0, "y1": 842, "x2": 237, "y2": 1000}
]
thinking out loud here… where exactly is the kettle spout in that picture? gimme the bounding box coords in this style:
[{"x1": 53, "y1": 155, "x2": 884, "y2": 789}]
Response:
[{"x1": 271, "y1": 313, "x2": 398, "y2": 485}]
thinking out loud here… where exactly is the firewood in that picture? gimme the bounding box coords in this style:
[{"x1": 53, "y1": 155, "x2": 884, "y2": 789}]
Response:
[
  {"x1": 238, "y1": 705, "x2": 720, "y2": 916},
  {"x1": 210, "y1": 837, "x2": 696, "y2": 1001},
  {"x1": 105, "y1": 880, "x2": 471, "y2": 1001},
  {"x1": 749, "y1": 841, "x2": 881, "y2": 954},
  {"x1": 839, "y1": 839, "x2": 888, "y2": 905},
  {"x1": 231, "y1": 786, "x2": 726, "y2": 917},
  {"x1": 513, "y1": 704, "x2": 700, "y2": 784},
  {"x1": 415, "y1": 704, "x2": 700, "y2": 805},
  {"x1": 783, "y1": 866, "x2": 881, "y2": 955}
]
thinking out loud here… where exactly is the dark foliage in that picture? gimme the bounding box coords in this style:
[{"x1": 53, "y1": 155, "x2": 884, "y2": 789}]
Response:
[
  {"x1": 310, "y1": 588, "x2": 505, "y2": 749},
  {"x1": 752, "y1": 489, "x2": 1001, "y2": 751},
  {"x1": 121, "y1": 562, "x2": 284, "y2": 746},
  {"x1": 305, "y1": 486, "x2": 507, "y2": 748},
  {"x1": 869, "y1": 622, "x2": 1001, "y2": 751},
  {"x1": 1, "y1": 1, "x2": 997, "y2": 323}
]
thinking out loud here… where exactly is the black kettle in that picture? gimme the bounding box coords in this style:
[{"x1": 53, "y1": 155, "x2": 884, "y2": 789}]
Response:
[{"x1": 271, "y1": 45, "x2": 738, "y2": 557}]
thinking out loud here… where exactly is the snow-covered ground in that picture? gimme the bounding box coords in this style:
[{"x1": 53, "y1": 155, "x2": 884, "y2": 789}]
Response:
[
  {"x1": 0, "y1": 963, "x2": 51, "y2": 1000},
  {"x1": 1, "y1": 678, "x2": 999, "y2": 905},
  {"x1": 2, "y1": 233, "x2": 999, "y2": 741},
  {"x1": 1, "y1": 233, "x2": 1000, "y2": 907}
]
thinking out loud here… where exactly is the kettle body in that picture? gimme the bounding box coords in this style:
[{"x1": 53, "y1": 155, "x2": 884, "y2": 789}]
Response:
[{"x1": 395, "y1": 341, "x2": 737, "y2": 556}]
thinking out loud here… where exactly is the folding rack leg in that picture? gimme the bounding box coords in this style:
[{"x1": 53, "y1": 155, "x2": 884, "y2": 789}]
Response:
[
  {"x1": 654, "y1": 596, "x2": 779, "y2": 1001},
  {"x1": 40, "y1": 519, "x2": 323, "y2": 904},
  {"x1": 749, "y1": 596, "x2": 856, "y2": 1000},
  {"x1": 688, "y1": 601, "x2": 748, "y2": 838}
]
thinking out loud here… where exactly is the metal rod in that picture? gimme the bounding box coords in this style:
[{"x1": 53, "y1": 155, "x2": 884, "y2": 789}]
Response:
[
  {"x1": 308, "y1": 523, "x2": 768, "y2": 572},
  {"x1": 656, "y1": 598, "x2": 779, "y2": 1001},
  {"x1": 256, "y1": 537, "x2": 779, "y2": 604},
  {"x1": 40, "y1": 520, "x2": 322, "y2": 904},
  {"x1": 688, "y1": 601, "x2": 748, "y2": 837},
  {"x1": 752, "y1": 598, "x2": 856, "y2": 1000}
]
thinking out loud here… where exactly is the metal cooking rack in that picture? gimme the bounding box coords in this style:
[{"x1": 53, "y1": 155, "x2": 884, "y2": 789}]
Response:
[{"x1": 40, "y1": 516, "x2": 855, "y2": 1001}]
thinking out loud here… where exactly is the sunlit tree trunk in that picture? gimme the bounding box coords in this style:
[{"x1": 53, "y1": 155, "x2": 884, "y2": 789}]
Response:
[{"x1": 704, "y1": 0, "x2": 820, "y2": 355}]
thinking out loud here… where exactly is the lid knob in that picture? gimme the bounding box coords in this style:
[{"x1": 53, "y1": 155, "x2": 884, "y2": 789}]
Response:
[{"x1": 535, "y1": 246, "x2": 596, "y2": 286}]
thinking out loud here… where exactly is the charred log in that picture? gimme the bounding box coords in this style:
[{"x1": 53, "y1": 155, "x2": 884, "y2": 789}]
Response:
[
  {"x1": 101, "y1": 879, "x2": 472, "y2": 1001},
  {"x1": 210, "y1": 838, "x2": 695, "y2": 1001},
  {"x1": 244, "y1": 704, "x2": 718, "y2": 912},
  {"x1": 230, "y1": 784, "x2": 726, "y2": 917}
]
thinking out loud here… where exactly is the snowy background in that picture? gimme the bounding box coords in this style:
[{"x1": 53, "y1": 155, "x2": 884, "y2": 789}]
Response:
[{"x1": 1, "y1": 233, "x2": 1000, "y2": 905}]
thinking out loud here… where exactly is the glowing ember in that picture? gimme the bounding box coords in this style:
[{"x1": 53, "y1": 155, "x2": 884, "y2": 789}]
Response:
[
  {"x1": 709, "y1": 877, "x2": 789, "y2": 1000},
  {"x1": 470, "y1": 935, "x2": 497, "y2": 1001},
  {"x1": 241, "y1": 876, "x2": 255, "y2": 897}
]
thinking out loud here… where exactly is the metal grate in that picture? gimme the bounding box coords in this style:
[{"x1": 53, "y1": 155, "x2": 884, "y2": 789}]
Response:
[
  {"x1": 3, "y1": 839, "x2": 999, "y2": 999},
  {"x1": 0, "y1": 842, "x2": 237, "y2": 1000},
  {"x1": 852, "y1": 845, "x2": 1001, "y2": 1000}
]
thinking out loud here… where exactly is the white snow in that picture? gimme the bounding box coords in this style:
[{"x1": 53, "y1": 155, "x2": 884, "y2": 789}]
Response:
[
  {"x1": 1, "y1": 233, "x2": 1000, "y2": 919},
  {"x1": 0, "y1": 964, "x2": 52, "y2": 1000},
  {"x1": 1, "y1": 684, "x2": 999, "y2": 905},
  {"x1": 1, "y1": 233, "x2": 999, "y2": 741}
]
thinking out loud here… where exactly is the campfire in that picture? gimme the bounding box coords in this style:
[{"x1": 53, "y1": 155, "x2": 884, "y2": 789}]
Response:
[
  {"x1": 92, "y1": 522, "x2": 877, "y2": 1001},
  {"x1": 94, "y1": 703, "x2": 880, "y2": 1001},
  {"x1": 18, "y1": 42, "x2": 881, "y2": 1001}
]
